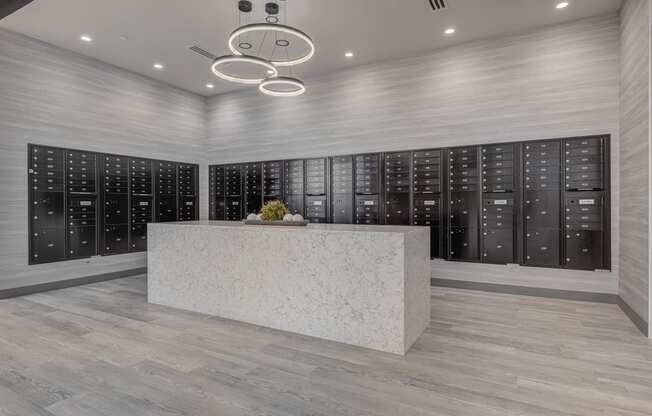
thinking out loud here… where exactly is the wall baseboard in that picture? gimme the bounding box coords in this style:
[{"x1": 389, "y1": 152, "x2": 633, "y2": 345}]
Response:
[
  {"x1": 617, "y1": 297, "x2": 649, "y2": 336},
  {"x1": 431, "y1": 278, "x2": 618, "y2": 303},
  {"x1": 0, "y1": 267, "x2": 147, "y2": 299},
  {"x1": 432, "y1": 278, "x2": 650, "y2": 337}
]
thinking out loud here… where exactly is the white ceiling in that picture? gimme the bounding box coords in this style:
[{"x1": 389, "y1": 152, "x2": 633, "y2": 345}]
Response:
[{"x1": 1, "y1": 0, "x2": 622, "y2": 96}]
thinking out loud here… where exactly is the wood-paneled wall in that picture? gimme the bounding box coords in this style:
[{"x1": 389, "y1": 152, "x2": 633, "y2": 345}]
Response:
[
  {"x1": 619, "y1": 0, "x2": 651, "y2": 331},
  {"x1": 205, "y1": 15, "x2": 621, "y2": 294},
  {"x1": 0, "y1": 29, "x2": 207, "y2": 288}
]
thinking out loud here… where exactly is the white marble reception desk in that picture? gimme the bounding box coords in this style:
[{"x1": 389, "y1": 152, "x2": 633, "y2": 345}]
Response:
[{"x1": 148, "y1": 221, "x2": 430, "y2": 355}]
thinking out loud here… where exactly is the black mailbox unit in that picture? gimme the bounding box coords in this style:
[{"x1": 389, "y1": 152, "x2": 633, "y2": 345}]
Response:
[
  {"x1": 225, "y1": 164, "x2": 243, "y2": 221},
  {"x1": 384, "y1": 152, "x2": 411, "y2": 226},
  {"x1": 29, "y1": 145, "x2": 66, "y2": 264},
  {"x1": 330, "y1": 156, "x2": 354, "y2": 224},
  {"x1": 412, "y1": 149, "x2": 443, "y2": 258},
  {"x1": 66, "y1": 150, "x2": 97, "y2": 259},
  {"x1": 354, "y1": 153, "x2": 381, "y2": 225},
  {"x1": 284, "y1": 159, "x2": 305, "y2": 216},
  {"x1": 481, "y1": 144, "x2": 516, "y2": 264},
  {"x1": 156, "y1": 161, "x2": 177, "y2": 223},
  {"x1": 243, "y1": 162, "x2": 262, "y2": 218},
  {"x1": 207, "y1": 134, "x2": 611, "y2": 272},
  {"x1": 102, "y1": 154, "x2": 129, "y2": 255},
  {"x1": 562, "y1": 136, "x2": 610, "y2": 270},
  {"x1": 178, "y1": 163, "x2": 199, "y2": 221},
  {"x1": 522, "y1": 140, "x2": 561, "y2": 267},
  {"x1": 263, "y1": 161, "x2": 283, "y2": 204},
  {"x1": 447, "y1": 146, "x2": 481, "y2": 262},
  {"x1": 209, "y1": 165, "x2": 226, "y2": 220},
  {"x1": 130, "y1": 158, "x2": 153, "y2": 251},
  {"x1": 305, "y1": 158, "x2": 328, "y2": 223},
  {"x1": 28, "y1": 144, "x2": 199, "y2": 265}
]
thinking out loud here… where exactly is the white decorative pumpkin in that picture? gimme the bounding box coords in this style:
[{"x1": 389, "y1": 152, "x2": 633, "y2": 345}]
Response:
[
  {"x1": 283, "y1": 214, "x2": 294, "y2": 221},
  {"x1": 246, "y1": 213, "x2": 258, "y2": 220},
  {"x1": 292, "y1": 214, "x2": 304, "y2": 222}
]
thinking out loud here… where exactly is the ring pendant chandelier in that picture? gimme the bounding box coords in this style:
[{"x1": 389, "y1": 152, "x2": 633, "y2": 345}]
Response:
[{"x1": 211, "y1": 0, "x2": 313, "y2": 97}]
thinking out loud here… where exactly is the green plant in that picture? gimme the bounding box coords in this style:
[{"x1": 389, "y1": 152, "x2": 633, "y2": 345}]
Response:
[{"x1": 259, "y1": 200, "x2": 289, "y2": 221}]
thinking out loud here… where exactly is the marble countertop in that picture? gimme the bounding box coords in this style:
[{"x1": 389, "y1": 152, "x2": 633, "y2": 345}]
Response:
[{"x1": 152, "y1": 220, "x2": 425, "y2": 234}]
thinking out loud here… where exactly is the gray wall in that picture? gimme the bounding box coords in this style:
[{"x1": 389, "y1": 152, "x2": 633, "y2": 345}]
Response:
[
  {"x1": 206, "y1": 15, "x2": 621, "y2": 294},
  {"x1": 0, "y1": 29, "x2": 207, "y2": 288},
  {"x1": 619, "y1": 0, "x2": 651, "y2": 333}
]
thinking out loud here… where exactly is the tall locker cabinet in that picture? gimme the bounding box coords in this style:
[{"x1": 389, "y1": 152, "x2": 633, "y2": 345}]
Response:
[
  {"x1": 225, "y1": 164, "x2": 243, "y2": 220},
  {"x1": 522, "y1": 141, "x2": 561, "y2": 267},
  {"x1": 412, "y1": 149, "x2": 443, "y2": 258},
  {"x1": 562, "y1": 136, "x2": 610, "y2": 270},
  {"x1": 29, "y1": 145, "x2": 66, "y2": 263},
  {"x1": 102, "y1": 154, "x2": 129, "y2": 254},
  {"x1": 481, "y1": 144, "x2": 516, "y2": 264},
  {"x1": 263, "y1": 161, "x2": 283, "y2": 204},
  {"x1": 447, "y1": 146, "x2": 481, "y2": 261},
  {"x1": 156, "y1": 161, "x2": 177, "y2": 222},
  {"x1": 284, "y1": 160, "x2": 305, "y2": 215},
  {"x1": 209, "y1": 165, "x2": 226, "y2": 220},
  {"x1": 354, "y1": 153, "x2": 381, "y2": 224},
  {"x1": 129, "y1": 158, "x2": 153, "y2": 251},
  {"x1": 330, "y1": 156, "x2": 354, "y2": 224},
  {"x1": 178, "y1": 163, "x2": 198, "y2": 221},
  {"x1": 305, "y1": 158, "x2": 328, "y2": 223},
  {"x1": 384, "y1": 152, "x2": 411, "y2": 225},
  {"x1": 243, "y1": 163, "x2": 262, "y2": 217},
  {"x1": 66, "y1": 150, "x2": 97, "y2": 259}
]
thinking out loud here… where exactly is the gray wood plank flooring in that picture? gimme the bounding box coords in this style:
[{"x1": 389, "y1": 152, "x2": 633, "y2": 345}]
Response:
[{"x1": 0, "y1": 275, "x2": 651, "y2": 416}]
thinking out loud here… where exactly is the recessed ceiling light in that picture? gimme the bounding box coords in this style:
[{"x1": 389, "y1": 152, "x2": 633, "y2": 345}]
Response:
[
  {"x1": 153, "y1": 63, "x2": 164, "y2": 70},
  {"x1": 206, "y1": 83, "x2": 214, "y2": 89},
  {"x1": 80, "y1": 35, "x2": 93, "y2": 42},
  {"x1": 267, "y1": 70, "x2": 275, "y2": 75},
  {"x1": 556, "y1": 2, "x2": 569, "y2": 9},
  {"x1": 444, "y1": 28, "x2": 456, "y2": 35},
  {"x1": 345, "y1": 51, "x2": 354, "y2": 58}
]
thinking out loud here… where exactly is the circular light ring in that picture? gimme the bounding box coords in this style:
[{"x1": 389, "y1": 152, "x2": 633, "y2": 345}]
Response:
[
  {"x1": 275, "y1": 39, "x2": 290, "y2": 47},
  {"x1": 229, "y1": 23, "x2": 315, "y2": 67},
  {"x1": 239, "y1": 42, "x2": 253, "y2": 50},
  {"x1": 211, "y1": 55, "x2": 278, "y2": 85},
  {"x1": 259, "y1": 76, "x2": 306, "y2": 97}
]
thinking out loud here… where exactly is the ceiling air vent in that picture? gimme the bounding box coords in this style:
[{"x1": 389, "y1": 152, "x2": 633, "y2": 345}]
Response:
[
  {"x1": 428, "y1": 0, "x2": 447, "y2": 11},
  {"x1": 188, "y1": 45, "x2": 217, "y2": 61}
]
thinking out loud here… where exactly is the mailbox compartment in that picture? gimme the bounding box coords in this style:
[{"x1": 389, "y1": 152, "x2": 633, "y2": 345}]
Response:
[
  {"x1": 103, "y1": 225, "x2": 129, "y2": 254},
  {"x1": 68, "y1": 226, "x2": 96, "y2": 258}
]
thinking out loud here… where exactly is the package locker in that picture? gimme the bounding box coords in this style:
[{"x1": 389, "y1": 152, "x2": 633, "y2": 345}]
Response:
[
  {"x1": 481, "y1": 144, "x2": 516, "y2": 264},
  {"x1": 156, "y1": 161, "x2": 177, "y2": 222},
  {"x1": 102, "y1": 154, "x2": 129, "y2": 255},
  {"x1": 284, "y1": 160, "x2": 305, "y2": 216},
  {"x1": 331, "y1": 156, "x2": 354, "y2": 224},
  {"x1": 29, "y1": 145, "x2": 66, "y2": 263},
  {"x1": 354, "y1": 153, "x2": 381, "y2": 224},
  {"x1": 263, "y1": 161, "x2": 283, "y2": 204},
  {"x1": 523, "y1": 140, "x2": 561, "y2": 267},
  {"x1": 447, "y1": 146, "x2": 480, "y2": 261},
  {"x1": 412, "y1": 149, "x2": 443, "y2": 258},
  {"x1": 209, "y1": 165, "x2": 226, "y2": 220},
  {"x1": 305, "y1": 158, "x2": 328, "y2": 223},
  {"x1": 178, "y1": 163, "x2": 198, "y2": 221},
  {"x1": 225, "y1": 164, "x2": 243, "y2": 221},
  {"x1": 384, "y1": 152, "x2": 411, "y2": 225}
]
